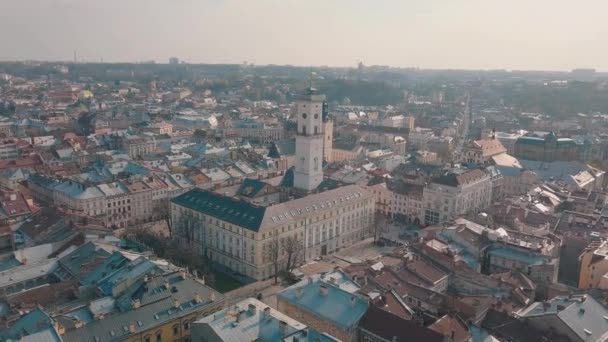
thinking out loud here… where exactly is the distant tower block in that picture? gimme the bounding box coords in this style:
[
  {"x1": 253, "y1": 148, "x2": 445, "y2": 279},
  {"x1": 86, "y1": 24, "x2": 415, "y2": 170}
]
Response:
[{"x1": 294, "y1": 86, "x2": 326, "y2": 192}]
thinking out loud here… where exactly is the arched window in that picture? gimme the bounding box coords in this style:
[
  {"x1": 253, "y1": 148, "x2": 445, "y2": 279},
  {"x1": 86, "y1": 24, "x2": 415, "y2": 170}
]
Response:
[
  {"x1": 156, "y1": 330, "x2": 162, "y2": 342},
  {"x1": 314, "y1": 126, "x2": 319, "y2": 134},
  {"x1": 313, "y1": 157, "x2": 319, "y2": 171}
]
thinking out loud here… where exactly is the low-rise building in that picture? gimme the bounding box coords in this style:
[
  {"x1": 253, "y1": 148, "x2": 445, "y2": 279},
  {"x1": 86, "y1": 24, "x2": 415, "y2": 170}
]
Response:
[
  {"x1": 515, "y1": 294, "x2": 608, "y2": 342},
  {"x1": 462, "y1": 137, "x2": 507, "y2": 165},
  {"x1": 277, "y1": 279, "x2": 369, "y2": 342},
  {"x1": 423, "y1": 169, "x2": 493, "y2": 225},
  {"x1": 191, "y1": 298, "x2": 339, "y2": 342}
]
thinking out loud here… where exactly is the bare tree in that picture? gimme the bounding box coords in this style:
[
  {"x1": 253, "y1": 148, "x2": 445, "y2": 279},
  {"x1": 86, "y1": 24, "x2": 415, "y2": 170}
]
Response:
[
  {"x1": 282, "y1": 235, "x2": 304, "y2": 274},
  {"x1": 266, "y1": 237, "x2": 280, "y2": 284}
]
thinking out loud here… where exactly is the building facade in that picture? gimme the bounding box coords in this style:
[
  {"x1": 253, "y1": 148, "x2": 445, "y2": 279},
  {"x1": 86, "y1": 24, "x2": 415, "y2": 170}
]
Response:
[
  {"x1": 171, "y1": 185, "x2": 375, "y2": 281},
  {"x1": 422, "y1": 169, "x2": 493, "y2": 225},
  {"x1": 514, "y1": 132, "x2": 578, "y2": 162}
]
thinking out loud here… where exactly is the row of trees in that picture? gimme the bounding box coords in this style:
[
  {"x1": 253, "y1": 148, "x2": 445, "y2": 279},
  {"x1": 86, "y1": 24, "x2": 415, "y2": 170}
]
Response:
[
  {"x1": 265, "y1": 235, "x2": 304, "y2": 284},
  {"x1": 128, "y1": 228, "x2": 216, "y2": 287}
]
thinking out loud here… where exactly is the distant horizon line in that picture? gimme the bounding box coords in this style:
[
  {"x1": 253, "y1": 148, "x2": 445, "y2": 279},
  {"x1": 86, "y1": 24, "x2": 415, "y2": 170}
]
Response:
[{"x1": 0, "y1": 59, "x2": 602, "y2": 74}]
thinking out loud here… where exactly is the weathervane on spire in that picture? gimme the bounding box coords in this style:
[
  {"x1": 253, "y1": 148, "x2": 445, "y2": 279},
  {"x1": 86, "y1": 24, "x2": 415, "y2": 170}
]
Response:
[{"x1": 307, "y1": 71, "x2": 317, "y2": 94}]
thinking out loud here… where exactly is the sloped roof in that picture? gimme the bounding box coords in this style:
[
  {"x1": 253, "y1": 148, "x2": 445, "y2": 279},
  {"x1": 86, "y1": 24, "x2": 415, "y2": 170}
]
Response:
[
  {"x1": 268, "y1": 139, "x2": 296, "y2": 158},
  {"x1": 172, "y1": 187, "x2": 267, "y2": 231},
  {"x1": 360, "y1": 305, "x2": 443, "y2": 342},
  {"x1": 278, "y1": 281, "x2": 369, "y2": 329},
  {"x1": 237, "y1": 178, "x2": 269, "y2": 198}
]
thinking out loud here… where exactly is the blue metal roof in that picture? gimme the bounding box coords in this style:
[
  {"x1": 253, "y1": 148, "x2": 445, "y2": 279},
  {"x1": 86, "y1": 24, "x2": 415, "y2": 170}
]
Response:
[{"x1": 278, "y1": 281, "x2": 369, "y2": 329}]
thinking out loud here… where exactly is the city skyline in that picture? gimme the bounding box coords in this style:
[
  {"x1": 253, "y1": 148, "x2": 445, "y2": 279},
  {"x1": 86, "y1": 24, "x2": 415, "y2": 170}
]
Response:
[{"x1": 1, "y1": 0, "x2": 607, "y2": 71}]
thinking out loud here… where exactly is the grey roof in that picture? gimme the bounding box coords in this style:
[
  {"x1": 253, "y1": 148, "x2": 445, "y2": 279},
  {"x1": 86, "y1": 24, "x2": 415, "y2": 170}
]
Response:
[
  {"x1": 194, "y1": 298, "x2": 307, "y2": 342},
  {"x1": 62, "y1": 272, "x2": 223, "y2": 342},
  {"x1": 517, "y1": 295, "x2": 608, "y2": 341},
  {"x1": 268, "y1": 139, "x2": 296, "y2": 158}
]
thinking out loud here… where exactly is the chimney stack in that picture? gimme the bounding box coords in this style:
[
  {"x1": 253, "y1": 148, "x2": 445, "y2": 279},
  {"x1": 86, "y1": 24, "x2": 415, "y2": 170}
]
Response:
[
  {"x1": 194, "y1": 292, "x2": 202, "y2": 304},
  {"x1": 237, "y1": 310, "x2": 246, "y2": 323},
  {"x1": 319, "y1": 284, "x2": 328, "y2": 297},
  {"x1": 350, "y1": 296, "x2": 356, "y2": 308},
  {"x1": 131, "y1": 299, "x2": 141, "y2": 309},
  {"x1": 279, "y1": 320, "x2": 288, "y2": 337},
  {"x1": 263, "y1": 307, "x2": 271, "y2": 319},
  {"x1": 129, "y1": 322, "x2": 136, "y2": 333},
  {"x1": 248, "y1": 303, "x2": 257, "y2": 316},
  {"x1": 174, "y1": 299, "x2": 180, "y2": 309}
]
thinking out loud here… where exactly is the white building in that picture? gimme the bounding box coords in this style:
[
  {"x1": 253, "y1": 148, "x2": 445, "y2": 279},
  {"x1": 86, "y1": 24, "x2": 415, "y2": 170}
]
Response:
[
  {"x1": 423, "y1": 169, "x2": 493, "y2": 225},
  {"x1": 294, "y1": 88, "x2": 325, "y2": 192},
  {"x1": 171, "y1": 185, "x2": 375, "y2": 281}
]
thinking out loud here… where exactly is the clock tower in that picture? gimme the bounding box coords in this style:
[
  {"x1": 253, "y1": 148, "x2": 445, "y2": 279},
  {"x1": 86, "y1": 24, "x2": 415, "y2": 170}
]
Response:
[{"x1": 294, "y1": 87, "x2": 325, "y2": 192}]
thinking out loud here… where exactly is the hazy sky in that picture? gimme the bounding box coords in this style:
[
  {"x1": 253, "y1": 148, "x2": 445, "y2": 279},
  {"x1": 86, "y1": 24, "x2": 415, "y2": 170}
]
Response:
[{"x1": 1, "y1": 0, "x2": 607, "y2": 70}]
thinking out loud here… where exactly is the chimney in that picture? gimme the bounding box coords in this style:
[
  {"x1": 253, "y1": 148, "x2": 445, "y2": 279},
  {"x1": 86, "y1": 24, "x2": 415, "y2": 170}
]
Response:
[
  {"x1": 131, "y1": 299, "x2": 141, "y2": 309},
  {"x1": 237, "y1": 310, "x2": 247, "y2": 323},
  {"x1": 350, "y1": 296, "x2": 356, "y2": 308},
  {"x1": 181, "y1": 270, "x2": 187, "y2": 279},
  {"x1": 211, "y1": 292, "x2": 216, "y2": 301},
  {"x1": 129, "y1": 322, "x2": 136, "y2": 333},
  {"x1": 263, "y1": 307, "x2": 271, "y2": 319},
  {"x1": 194, "y1": 292, "x2": 202, "y2": 304},
  {"x1": 248, "y1": 303, "x2": 257, "y2": 316},
  {"x1": 319, "y1": 284, "x2": 328, "y2": 297},
  {"x1": 174, "y1": 299, "x2": 180, "y2": 309},
  {"x1": 279, "y1": 320, "x2": 288, "y2": 337}
]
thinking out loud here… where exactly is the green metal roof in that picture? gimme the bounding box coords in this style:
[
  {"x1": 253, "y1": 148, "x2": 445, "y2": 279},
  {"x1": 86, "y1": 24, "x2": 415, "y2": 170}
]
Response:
[
  {"x1": 280, "y1": 167, "x2": 295, "y2": 188},
  {"x1": 171, "y1": 188, "x2": 266, "y2": 231},
  {"x1": 237, "y1": 178, "x2": 268, "y2": 198},
  {"x1": 556, "y1": 138, "x2": 576, "y2": 147},
  {"x1": 515, "y1": 136, "x2": 546, "y2": 146}
]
